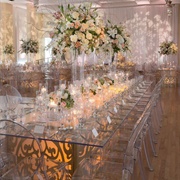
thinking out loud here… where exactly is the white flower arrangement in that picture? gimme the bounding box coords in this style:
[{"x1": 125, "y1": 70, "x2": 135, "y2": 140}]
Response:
[
  {"x1": 3, "y1": 44, "x2": 14, "y2": 55},
  {"x1": 159, "y1": 41, "x2": 178, "y2": 55},
  {"x1": 87, "y1": 76, "x2": 115, "y2": 95},
  {"x1": 20, "y1": 39, "x2": 39, "y2": 54},
  {"x1": 103, "y1": 21, "x2": 131, "y2": 55},
  {"x1": 50, "y1": 3, "x2": 105, "y2": 57},
  {"x1": 49, "y1": 87, "x2": 74, "y2": 109}
]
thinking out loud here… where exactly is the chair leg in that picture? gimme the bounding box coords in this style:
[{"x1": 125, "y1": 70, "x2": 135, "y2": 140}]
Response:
[
  {"x1": 143, "y1": 139, "x2": 154, "y2": 171},
  {"x1": 149, "y1": 122, "x2": 158, "y2": 144},
  {"x1": 148, "y1": 128, "x2": 158, "y2": 157},
  {"x1": 154, "y1": 107, "x2": 161, "y2": 131},
  {"x1": 137, "y1": 151, "x2": 147, "y2": 180},
  {"x1": 151, "y1": 109, "x2": 160, "y2": 135},
  {"x1": 157, "y1": 101, "x2": 163, "y2": 125}
]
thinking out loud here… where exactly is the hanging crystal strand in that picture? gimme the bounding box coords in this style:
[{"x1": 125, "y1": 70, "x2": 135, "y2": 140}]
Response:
[
  {"x1": 109, "y1": 48, "x2": 113, "y2": 73},
  {"x1": 80, "y1": 51, "x2": 85, "y2": 82},
  {"x1": 71, "y1": 49, "x2": 77, "y2": 83},
  {"x1": 92, "y1": 49, "x2": 96, "y2": 79},
  {"x1": 113, "y1": 52, "x2": 117, "y2": 73}
]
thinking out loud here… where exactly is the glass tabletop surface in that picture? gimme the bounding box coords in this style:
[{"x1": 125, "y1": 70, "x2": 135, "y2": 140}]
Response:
[{"x1": 0, "y1": 81, "x2": 153, "y2": 148}]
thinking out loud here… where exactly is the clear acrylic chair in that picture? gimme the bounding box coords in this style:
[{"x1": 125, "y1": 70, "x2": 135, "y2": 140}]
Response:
[
  {"x1": 0, "y1": 119, "x2": 69, "y2": 180},
  {"x1": 0, "y1": 119, "x2": 43, "y2": 179},
  {"x1": 1, "y1": 84, "x2": 23, "y2": 120},
  {"x1": 122, "y1": 113, "x2": 151, "y2": 180},
  {"x1": 0, "y1": 89, "x2": 8, "y2": 118},
  {"x1": 72, "y1": 157, "x2": 124, "y2": 180}
]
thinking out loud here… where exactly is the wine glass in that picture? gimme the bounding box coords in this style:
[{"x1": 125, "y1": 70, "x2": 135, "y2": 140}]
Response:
[{"x1": 17, "y1": 106, "x2": 25, "y2": 124}]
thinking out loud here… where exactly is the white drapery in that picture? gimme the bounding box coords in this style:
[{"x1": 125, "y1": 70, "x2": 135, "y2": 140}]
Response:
[{"x1": 102, "y1": 5, "x2": 179, "y2": 71}]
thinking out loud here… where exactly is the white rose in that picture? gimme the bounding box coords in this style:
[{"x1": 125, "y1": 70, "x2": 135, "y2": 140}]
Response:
[
  {"x1": 70, "y1": 34, "x2": 78, "y2": 42},
  {"x1": 86, "y1": 32, "x2": 92, "y2": 40},
  {"x1": 117, "y1": 35, "x2": 124, "y2": 43},
  {"x1": 95, "y1": 27, "x2": 101, "y2": 35},
  {"x1": 62, "y1": 93, "x2": 68, "y2": 99},
  {"x1": 89, "y1": 27, "x2": 95, "y2": 31},
  {"x1": 66, "y1": 22, "x2": 73, "y2": 29},
  {"x1": 77, "y1": 32, "x2": 85, "y2": 40},
  {"x1": 83, "y1": 39, "x2": 89, "y2": 45},
  {"x1": 87, "y1": 20, "x2": 95, "y2": 27},
  {"x1": 81, "y1": 23, "x2": 88, "y2": 30},
  {"x1": 94, "y1": 41, "x2": 99, "y2": 48},
  {"x1": 81, "y1": 35, "x2": 85, "y2": 42},
  {"x1": 72, "y1": 11, "x2": 79, "y2": 19}
]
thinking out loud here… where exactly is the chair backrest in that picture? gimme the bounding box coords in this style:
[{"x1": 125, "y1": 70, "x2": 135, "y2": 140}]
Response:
[
  {"x1": 0, "y1": 119, "x2": 42, "y2": 179},
  {"x1": 2, "y1": 84, "x2": 22, "y2": 115},
  {"x1": 0, "y1": 89, "x2": 8, "y2": 112},
  {"x1": 0, "y1": 84, "x2": 23, "y2": 120}
]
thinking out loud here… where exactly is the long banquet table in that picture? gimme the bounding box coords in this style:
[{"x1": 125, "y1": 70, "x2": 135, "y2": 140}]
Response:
[{"x1": 0, "y1": 77, "x2": 156, "y2": 178}]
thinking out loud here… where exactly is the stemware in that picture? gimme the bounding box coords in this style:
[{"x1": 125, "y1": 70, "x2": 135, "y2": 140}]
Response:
[
  {"x1": 64, "y1": 109, "x2": 73, "y2": 130},
  {"x1": 16, "y1": 106, "x2": 25, "y2": 124}
]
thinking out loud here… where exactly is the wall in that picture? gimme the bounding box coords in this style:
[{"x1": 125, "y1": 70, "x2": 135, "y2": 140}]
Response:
[
  {"x1": 0, "y1": 3, "x2": 15, "y2": 62},
  {"x1": 0, "y1": 3, "x2": 45, "y2": 63}
]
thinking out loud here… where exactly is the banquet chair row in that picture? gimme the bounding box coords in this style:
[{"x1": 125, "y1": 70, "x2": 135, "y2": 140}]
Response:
[
  {"x1": 121, "y1": 77, "x2": 164, "y2": 180},
  {"x1": 119, "y1": 77, "x2": 163, "y2": 172}
]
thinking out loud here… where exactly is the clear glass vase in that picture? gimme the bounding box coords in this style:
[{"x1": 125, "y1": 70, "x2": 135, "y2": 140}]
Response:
[
  {"x1": 163, "y1": 55, "x2": 168, "y2": 68},
  {"x1": 27, "y1": 53, "x2": 35, "y2": 63},
  {"x1": 71, "y1": 50, "x2": 78, "y2": 83},
  {"x1": 79, "y1": 51, "x2": 85, "y2": 82},
  {"x1": 71, "y1": 50, "x2": 85, "y2": 83}
]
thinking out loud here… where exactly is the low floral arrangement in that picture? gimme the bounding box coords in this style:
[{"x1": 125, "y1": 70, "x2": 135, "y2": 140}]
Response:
[
  {"x1": 103, "y1": 21, "x2": 131, "y2": 55},
  {"x1": 49, "y1": 86, "x2": 74, "y2": 109},
  {"x1": 159, "y1": 41, "x2": 178, "y2": 55},
  {"x1": 88, "y1": 76, "x2": 114, "y2": 95},
  {"x1": 20, "y1": 39, "x2": 39, "y2": 54},
  {"x1": 50, "y1": 3, "x2": 105, "y2": 57},
  {"x1": 3, "y1": 44, "x2": 14, "y2": 55}
]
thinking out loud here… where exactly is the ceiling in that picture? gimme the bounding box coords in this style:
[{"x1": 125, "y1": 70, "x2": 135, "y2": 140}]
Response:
[{"x1": 1, "y1": 0, "x2": 180, "y2": 8}]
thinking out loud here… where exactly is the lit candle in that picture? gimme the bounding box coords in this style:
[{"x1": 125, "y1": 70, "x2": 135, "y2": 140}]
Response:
[
  {"x1": 41, "y1": 87, "x2": 47, "y2": 93},
  {"x1": 49, "y1": 101, "x2": 57, "y2": 108}
]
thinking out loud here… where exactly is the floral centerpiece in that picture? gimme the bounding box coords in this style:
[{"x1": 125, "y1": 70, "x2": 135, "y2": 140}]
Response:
[
  {"x1": 102, "y1": 21, "x2": 131, "y2": 55},
  {"x1": 159, "y1": 41, "x2": 178, "y2": 55},
  {"x1": 49, "y1": 85, "x2": 74, "y2": 109},
  {"x1": 50, "y1": 3, "x2": 105, "y2": 58},
  {"x1": 3, "y1": 44, "x2": 14, "y2": 55},
  {"x1": 20, "y1": 39, "x2": 39, "y2": 54},
  {"x1": 87, "y1": 76, "x2": 115, "y2": 95}
]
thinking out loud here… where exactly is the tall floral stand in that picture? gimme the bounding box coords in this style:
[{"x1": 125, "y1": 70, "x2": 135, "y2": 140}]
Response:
[{"x1": 27, "y1": 53, "x2": 36, "y2": 64}]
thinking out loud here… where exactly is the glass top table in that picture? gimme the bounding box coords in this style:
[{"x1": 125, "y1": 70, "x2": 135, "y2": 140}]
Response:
[{"x1": 0, "y1": 81, "x2": 153, "y2": 148}]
